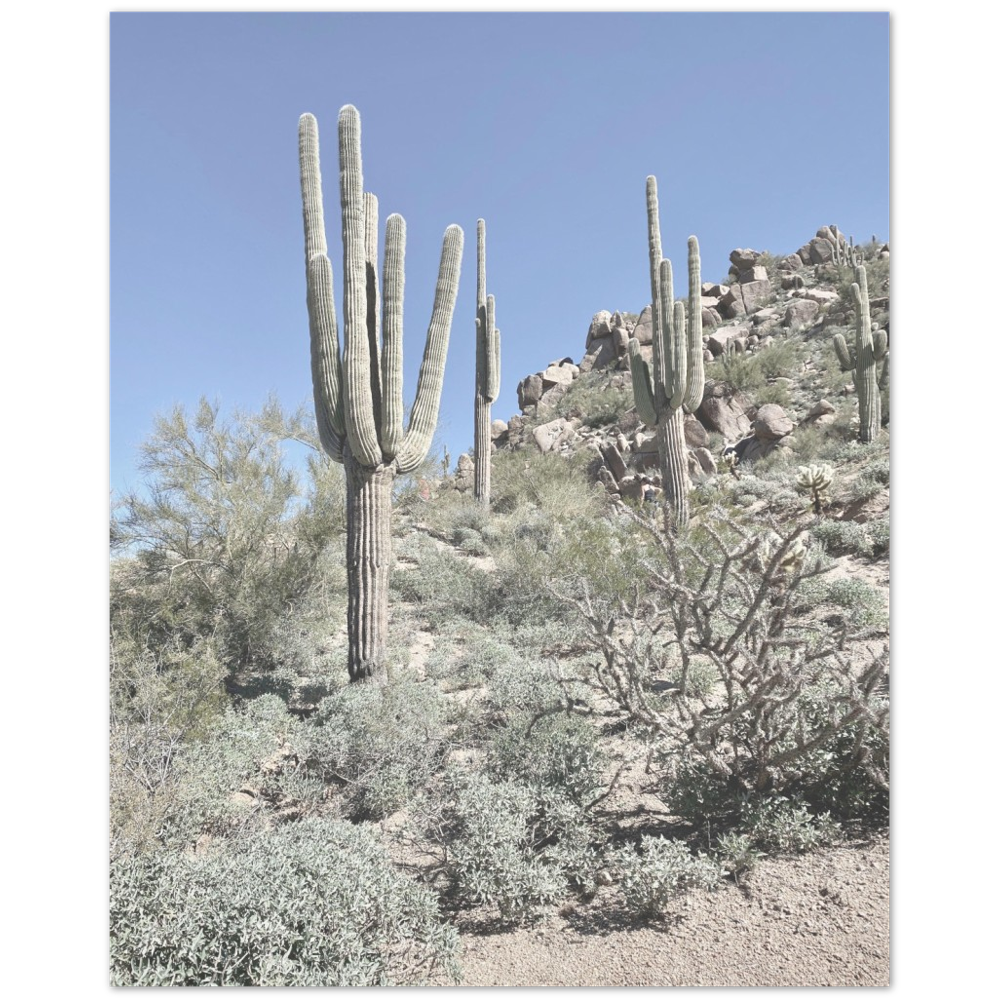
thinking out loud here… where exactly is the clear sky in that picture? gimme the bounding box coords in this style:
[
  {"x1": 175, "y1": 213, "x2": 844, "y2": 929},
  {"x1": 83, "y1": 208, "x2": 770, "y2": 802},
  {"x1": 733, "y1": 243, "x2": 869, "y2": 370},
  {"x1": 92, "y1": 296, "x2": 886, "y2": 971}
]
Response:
[{"x1": 111, "y1": 11, "x2": 888, "y2": 489}]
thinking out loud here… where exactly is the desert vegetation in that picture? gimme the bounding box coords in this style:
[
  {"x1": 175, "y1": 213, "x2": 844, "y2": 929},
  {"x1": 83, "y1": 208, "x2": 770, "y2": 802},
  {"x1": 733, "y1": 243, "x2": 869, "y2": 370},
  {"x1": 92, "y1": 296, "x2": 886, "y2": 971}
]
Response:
[{"x1": 109, "y1": 103, "x2": 888, "y2": 987}]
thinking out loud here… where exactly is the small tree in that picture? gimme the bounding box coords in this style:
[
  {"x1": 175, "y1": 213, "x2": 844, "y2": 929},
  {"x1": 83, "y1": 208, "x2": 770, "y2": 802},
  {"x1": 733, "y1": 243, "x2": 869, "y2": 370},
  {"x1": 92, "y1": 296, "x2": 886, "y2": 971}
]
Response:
[{"x1": 113, "y1": 397, "x2": 343, "y2": 671}]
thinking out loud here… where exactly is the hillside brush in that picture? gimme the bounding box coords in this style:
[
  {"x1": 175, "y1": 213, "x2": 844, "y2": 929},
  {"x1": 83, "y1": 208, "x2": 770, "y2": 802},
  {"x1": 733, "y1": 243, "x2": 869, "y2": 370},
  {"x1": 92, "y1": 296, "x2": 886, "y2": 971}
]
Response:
[{"x1": 473, "y1": 219, "x2": 501, "y2": 506}]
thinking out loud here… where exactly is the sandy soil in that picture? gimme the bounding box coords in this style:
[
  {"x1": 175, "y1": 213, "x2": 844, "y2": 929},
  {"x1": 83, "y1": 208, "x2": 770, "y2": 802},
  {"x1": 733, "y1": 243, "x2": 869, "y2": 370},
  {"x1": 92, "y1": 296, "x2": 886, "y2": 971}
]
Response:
[{"x1": 440, "y1": 836, "x2": 889, "y2": 987}]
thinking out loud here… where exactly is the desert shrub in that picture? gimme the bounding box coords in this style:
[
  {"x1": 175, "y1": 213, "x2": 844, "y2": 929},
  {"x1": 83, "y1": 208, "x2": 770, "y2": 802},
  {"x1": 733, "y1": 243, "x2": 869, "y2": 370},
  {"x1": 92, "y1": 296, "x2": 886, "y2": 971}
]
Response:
[
  {"x1": 738, "y1": 796, "x2": 840, "y2": 853},
  {"x1": 485, "y1": 711, "x2": 607, "y2": 807},
  {"x1": 163, "y1": 695, "x2": 299, "y2": 845},
  {"x1": 554, "y1": 373, "x2": 634, "y2": 428},
  {"x1": 427, "y1": 631, "x2": 521, "y2": 692},
  {"x1": 713, "y1": 348, "x2": 764, "y2": 394},
  {"x1": 714, "y1": 833, "x2": 764, "y2": 883},
  {"x1": 568, "y1": 508, "x2": 889, "y2": 834},
  {"x1": 300, "y1": 675, "x2": 447, "y2": 819},
  {"x1": 615, "y1": 836, "x2": 721, "y2": 921},
  {"x1": 753, "y1": 382, "x2": 792, "y2": 407},
  {"x1": 110, "y1": 819, "x2": 459, "y2": 986},
  {"x1": 419, "y1": 770, "x2": 601, "y2": 924},
  {"x1": 390, "y1": 538, "x2": 500, "y2": 627},
  {"x1": 823, "y1": 577, "x2": 888, "y2": 630},
  {"x1": 868, "y1": 516, "x2": 889, "y2": 556},
  {"x1": 811, "y1": 518, "x2": 873, "y2": 557}
]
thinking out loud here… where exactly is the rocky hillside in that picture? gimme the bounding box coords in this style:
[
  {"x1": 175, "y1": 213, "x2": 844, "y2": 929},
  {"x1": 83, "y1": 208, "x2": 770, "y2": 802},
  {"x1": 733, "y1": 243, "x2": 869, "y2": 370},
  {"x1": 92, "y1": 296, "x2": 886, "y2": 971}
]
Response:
[{"x1": 449, "y1": 226, "x2": 889, "y2": 506}]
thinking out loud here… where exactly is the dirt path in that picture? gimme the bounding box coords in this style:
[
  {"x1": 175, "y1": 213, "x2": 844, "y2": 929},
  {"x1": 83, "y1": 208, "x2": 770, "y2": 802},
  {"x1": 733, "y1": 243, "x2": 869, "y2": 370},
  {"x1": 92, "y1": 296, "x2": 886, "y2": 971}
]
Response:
[{"x1": 441, "y1": 836, "x2": 888, "y2": 987}]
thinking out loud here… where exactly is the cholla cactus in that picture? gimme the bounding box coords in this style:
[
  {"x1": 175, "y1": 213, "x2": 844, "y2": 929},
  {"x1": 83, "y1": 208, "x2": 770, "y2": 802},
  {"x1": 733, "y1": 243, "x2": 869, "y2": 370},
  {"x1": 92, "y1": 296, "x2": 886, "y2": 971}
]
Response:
[
  {"x1": 628, "y1": 176, "x2": 705, "y2": 531},
  {"x1": 720, "y1": 450, "x2": 741, "y2": 479},
  {"x1": 473, "y1": 219, "x2": 501, "y2": 507},
  {"x1": 796, "y1": 463, "x2": 833, "y2": 514},
  {"x1": 298, "y1": 106, "x2": 463, "y2": 683},
  {"x1": 833, "y1": 263, "x2": 887, "y2": 443}
]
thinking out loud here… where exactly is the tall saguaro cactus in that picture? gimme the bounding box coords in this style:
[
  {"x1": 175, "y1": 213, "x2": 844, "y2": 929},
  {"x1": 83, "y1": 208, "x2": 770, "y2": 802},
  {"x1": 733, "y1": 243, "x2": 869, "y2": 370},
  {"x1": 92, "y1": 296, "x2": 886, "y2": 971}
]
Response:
[
  {"x1": 299, "y1": 105, "x2": 463, "y2": 684},
  {"x1": 627, "y1": 176, "x2": 705, "y2": 530},
  {"x1": 833, "y1": 263, "x2": 887, "y2": 444},
  {"x1": 473, "y1": 219, "x2": 501, "y2": 505}
]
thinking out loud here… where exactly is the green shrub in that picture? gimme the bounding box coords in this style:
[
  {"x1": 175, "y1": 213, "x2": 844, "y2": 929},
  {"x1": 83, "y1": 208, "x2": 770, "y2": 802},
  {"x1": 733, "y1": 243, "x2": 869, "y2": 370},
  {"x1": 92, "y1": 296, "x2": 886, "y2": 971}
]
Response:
[
  {"x1": 615, "y1": 836, "x2": 721, "y2": 920},
  {"x1": 485, "y1": 711, "x2": 607, "y2": 807},
  {"x1": 811, "y1": 518, "x2": 873, "y2": 557},
  {"x1": 824, "y1": 577, "x2": 889, "y2": 630},
  {"x1": 300, "y1": 676, "x2": 447, "y2": 819},
  {"x1": 422, "y1": 770, "x2": 600, "y2": 924},
  {"x1": 110, "y1": 819, "x2": 460, "y2": 986},
  {"x1": 554, "y1": 373, "x2": 634, "y2": 428},
  {"x1": 738, "y1": 797, "x2": 840, "y2": 853}
]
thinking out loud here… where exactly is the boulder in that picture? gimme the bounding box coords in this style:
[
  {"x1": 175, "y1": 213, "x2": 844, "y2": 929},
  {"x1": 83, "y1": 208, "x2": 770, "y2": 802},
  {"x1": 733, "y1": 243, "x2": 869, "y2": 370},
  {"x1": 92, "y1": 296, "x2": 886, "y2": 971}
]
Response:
[
  {"x1": 707, "y1": 323, "x2": 750, "y2": 357},
  {"x1": 704, "y1": 283, "x2": 730, "y2": 298},
  {"x1": 754, "y1": 403, "x2": 794, "y2": 441},
  {"x1": 600, "y1": 443, "x2": 628, "y2": 483},
  {"x1": 719, "y1": 287, "x2": 746, "y2": 319},
  {"x1": 701, "y1": 307, "x2": 723, "y2": 330},
  {"x1": 782, "y1": 299, "x2": 820, "y2": 328},
  {"x1": 779, "y1": 254, "x2": 804, "y2": 271},
  {"x1": 729, "y1": 248, "x2": 759, "y2": 270},
  {"x1": 631, "y1": 304, "x2": 654, "y2": 345},
  {"x1": 691, "y1": 446, "x2": 717, "y2": 475},
  {"x1": 684, "y1": 413, "x2": 710, "y2": 449},
  {"x1": 738, "y1": 265, "x2": 769, "y2": 284},
  {"x1": 781, "y1": 273, "x2": 805, "y2": 290},
  {"x1": 541, "y1": 363, "x2": 575, "y2": 387},
  {"x1": 613, "y1": 327, "x2": 630, "y2": 355},
  {"x1": 518, "y1": 373, "x2": 544, "y2": 409},
  {"x1": 491, "y1": 418, "x2": 508, "y2": 439},
  {"x1": 795, "y1": 288, "x2": 838, "y2": 305},
  {"x1": 537, "y1": 381, "x2": 570, "y2": 410},
  {"x1": 586, "y1": 310, "x2": 613, "y2": 348},
  {"x1": 583, "y1": 337, "x2": 616, "y2": 372},
  {"x1": 697, "y1": 380, "x2": 754, "y2": 441},
  {"x1": 751, "y1": 307, "x2": 778, "y2": 325},
  {"x1": 532, "y1": 417, "x2": 571, "y2": 454},
  {"x1": 740, "y1": 279, "x2": 772, "y2": 314},
  {"x1": 809, "y1": 238, "x2": 835, "y2": 265}
]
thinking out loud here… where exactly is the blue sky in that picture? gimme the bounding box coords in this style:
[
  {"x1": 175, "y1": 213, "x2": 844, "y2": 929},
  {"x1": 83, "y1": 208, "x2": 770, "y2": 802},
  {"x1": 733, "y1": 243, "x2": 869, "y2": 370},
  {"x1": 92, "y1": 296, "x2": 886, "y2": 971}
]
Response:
[{"x1": 111, "y1": 11, "x2": 888, "y2": 490}]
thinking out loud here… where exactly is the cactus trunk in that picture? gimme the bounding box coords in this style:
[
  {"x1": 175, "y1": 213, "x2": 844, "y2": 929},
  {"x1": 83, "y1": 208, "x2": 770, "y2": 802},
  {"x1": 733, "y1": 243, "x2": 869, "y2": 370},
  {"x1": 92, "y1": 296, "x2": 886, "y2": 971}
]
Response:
[
  {"x1": 344, "y1": 445, "x2": 394, "y2": 685},
  {"x1": 657, "y1": 408, "x2": 689, "y2": 530},
  {"x1": 473, "y1": 219, "x2": 499, "y2": 506},
  {"x1": 474, "y1": 393, "x2": 491, "y2": 502}
]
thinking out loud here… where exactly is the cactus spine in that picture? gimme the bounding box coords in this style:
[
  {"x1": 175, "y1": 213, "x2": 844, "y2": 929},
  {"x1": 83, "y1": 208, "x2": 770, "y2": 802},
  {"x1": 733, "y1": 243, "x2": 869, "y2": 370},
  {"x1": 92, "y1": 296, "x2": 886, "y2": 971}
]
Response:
[
  {"x1": 299, "y1": 106, "x2": 463, "y2": 683},
  {"x1": 473, "y1": 219, "x2": 501, "y2": 505},
  {"x1": 627, "y1": 176, "x2": 705, "y2": 530},
  {"x1": 833, "y1": 263, "x2": 887, "y2": 444}
]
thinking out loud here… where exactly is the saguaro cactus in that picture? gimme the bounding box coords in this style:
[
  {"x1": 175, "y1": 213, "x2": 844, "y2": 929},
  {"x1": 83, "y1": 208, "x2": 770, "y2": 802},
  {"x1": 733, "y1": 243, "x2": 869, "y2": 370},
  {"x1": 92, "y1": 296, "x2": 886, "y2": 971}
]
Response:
[
  {"x1": 298, "y1": 105, "x2": 463, "y2": 683},
  {"x1": 473, "y1": 219, "x2": 501, "y2": 505},
  {"x1": 833, "y1": 263, "x2": 887, "y2": 444},
  {"x1": 627, "y1": 176, "x2": 705, "y2": 530}
]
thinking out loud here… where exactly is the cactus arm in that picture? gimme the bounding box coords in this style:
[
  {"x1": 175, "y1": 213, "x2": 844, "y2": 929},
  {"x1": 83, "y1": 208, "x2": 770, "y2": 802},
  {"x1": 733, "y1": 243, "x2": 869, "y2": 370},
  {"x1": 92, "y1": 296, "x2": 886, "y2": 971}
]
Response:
[
  {"x1": 646, "y1": 177, "x2": 666, "y2": 408},
  {"x1": 364, "y1": 192, "x2": 383, "y2": 428},
  {"x1": 488, "y1": 324, "x2": 501, "y2": 402},
  {"x1": 307, "y1": 254, "x2": 345, "y2": 459},
  {"x1": 298, "y1": 113, "x2": 344, "y2": 460},
  {"x1": 658, "y1": 260, "x2": 685, "y2": 409},
  {"x1": 298, "y1": 113, "x2": 328, "y2": 264},
  {"x1": 668, "y1": 298, "x2": 688, "y2": 410},
  {"x1": 628, "y1": 340, "x2": 658, "y2": 426},
  {"x1": 878, "y1": 351, "x2": 890, "y2": 392},
  {"x1": 873, "y1": 328, "x2": 888, "y2": 360},
  {"x1": 338, "y1": 105, "x2": 383, "y2": 468},
  {"x1": 485, "y1": 294, "x2": 500, "y2": 402},
  {"x1": 833, "y1": 333, "x2": 855, "y2": 372},
  {"x1": 395, "y1": 224, "x2": 464, "y2": 474},
  {"x1": 380, "y1": 213, "x2": 406, "y2": 460},
  {"x1": 684, "y1": 236, "x2": 705, "y2": 413}
]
